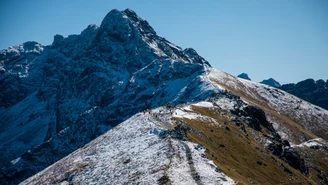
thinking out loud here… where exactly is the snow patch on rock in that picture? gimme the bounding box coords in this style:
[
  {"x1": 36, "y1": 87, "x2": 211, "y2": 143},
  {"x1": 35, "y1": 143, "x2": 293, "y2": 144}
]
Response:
[{"x1": 292, "y1": 138, "x2": 327, "y2": 148}]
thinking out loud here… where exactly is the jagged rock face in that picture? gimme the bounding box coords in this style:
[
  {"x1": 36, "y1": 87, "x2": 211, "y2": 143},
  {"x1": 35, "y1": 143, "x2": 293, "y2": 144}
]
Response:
[
  {"x1": 0, "y1": 41, "x2": 44, "y2": 108},
  {"x1": 237, "y1": 73, "x2": 251, "y2": 80},
  {"x1": 0, "y1": 9, "x2": 217, "y2": 184},
  {"x1": 280, "y1": 78, "x2": 328, "y2": 110},
  {"x1": 261, "y1": 78, "x2": 281, "y2": 88}
]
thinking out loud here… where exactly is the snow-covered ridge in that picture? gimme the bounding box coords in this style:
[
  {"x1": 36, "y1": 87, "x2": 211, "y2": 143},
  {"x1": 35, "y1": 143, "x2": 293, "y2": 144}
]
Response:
[
  {"x1": 21, "y1": 92, "x2": 328, "y2": 184},
  {"x1": 21, "y1": 109, "x2": 235, "y2": 185},
  {"x1": 206, "y1": 68, "x2": 328, "y2": 143}
]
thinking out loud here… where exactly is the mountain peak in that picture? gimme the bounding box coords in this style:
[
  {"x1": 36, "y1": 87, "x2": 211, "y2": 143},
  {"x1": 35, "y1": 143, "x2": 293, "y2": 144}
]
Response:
[
  {"x1": 122, "y1": 8, "x2": 156, "y2": 35},
  {"x1": 123, "y1": 8, "x2": 137, "y2": 16},
  {"x1": 99, "y1": 9, "x2": 133, "y2": 42},
  {"x1": 237, "y1": 73, "x2": 251, "y2": 80},
  {"x1": 99, "y1": 9, "x2": 156, "y2": 40},
  {"x1": 122, "y1": 8, "x2": 142, "y2": 22},
  {"x1": 49, "y1": 9, "x2": 212, "y2": 68},
  {"x1": 0, "y1": 9, "x2": 217, "y2": 183},
  {"x1": 260, "y1": 78, "x2": 281, "y2": 88}
]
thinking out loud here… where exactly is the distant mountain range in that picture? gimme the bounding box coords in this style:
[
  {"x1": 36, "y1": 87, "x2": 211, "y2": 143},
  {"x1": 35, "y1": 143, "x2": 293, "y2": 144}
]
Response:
[
  {"x1": 238, "y1": 73, "x2": 328, "y2": 110},
  {"x1": 1, "y1": 9, "x2": 328, "y2": 185},
  {"x1": 280, "y1": 79, "x2": 328, "y2": 110}
]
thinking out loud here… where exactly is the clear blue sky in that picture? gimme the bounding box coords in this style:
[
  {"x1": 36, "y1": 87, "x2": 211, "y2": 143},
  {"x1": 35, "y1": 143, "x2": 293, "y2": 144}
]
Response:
[{"x1": 1, "y1": 0, "x2": 327, "y2": 84}]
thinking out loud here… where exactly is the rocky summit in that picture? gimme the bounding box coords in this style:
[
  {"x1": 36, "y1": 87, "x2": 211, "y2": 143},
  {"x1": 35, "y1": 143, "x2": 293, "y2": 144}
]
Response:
[
  {"x1": 1, "y1": 9, "x2": 328, "y2": 185},
  {"x1": 237, "y1": 73, "x2": 251, "y2": 80}
]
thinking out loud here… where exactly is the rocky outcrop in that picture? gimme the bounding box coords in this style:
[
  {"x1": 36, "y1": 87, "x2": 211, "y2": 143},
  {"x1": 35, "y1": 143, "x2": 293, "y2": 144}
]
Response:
[{"x1": 267, "y1": 141, "x2": 308, "y2": 174}]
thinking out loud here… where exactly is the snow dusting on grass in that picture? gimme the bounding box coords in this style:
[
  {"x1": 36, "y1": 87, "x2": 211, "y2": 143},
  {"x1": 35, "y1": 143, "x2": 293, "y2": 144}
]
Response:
[
  {"x1": 21, "y1": 110, "x2": 235, "y2": 185},
  {"x1": 192, "y1": 101, "x2": 214, "y2": 108},
  {"x1": 173, "y1": 109, "x2": 200, "y2": 120}
]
